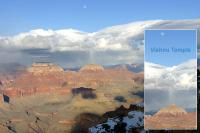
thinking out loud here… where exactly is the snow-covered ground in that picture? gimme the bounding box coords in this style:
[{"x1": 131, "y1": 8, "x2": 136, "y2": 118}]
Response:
[{"x1": 89, "y1": 103, "x2": 144, "y2": 133}]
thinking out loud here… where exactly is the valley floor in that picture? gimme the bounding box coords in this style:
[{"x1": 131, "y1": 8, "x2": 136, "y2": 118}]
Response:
[{"x1": 0, "y1": 89, "x2": 142, "y2": 133}]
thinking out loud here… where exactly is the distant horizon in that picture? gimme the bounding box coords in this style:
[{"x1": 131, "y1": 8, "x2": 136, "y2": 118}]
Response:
[
  {"x1": 0, "y1": 60, "x2": 143, "y2": 69},
  {"x1": 145, "y1": 105, "x2": 197, "y2": 115}
]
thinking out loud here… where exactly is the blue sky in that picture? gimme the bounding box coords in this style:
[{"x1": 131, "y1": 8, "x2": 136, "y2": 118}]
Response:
[
  {"x1": 145, "y1": 30, "x2": 197, "y2": 66},
  {"x1": 0, "y1": 0, "x2": 200, "y2": 36}
]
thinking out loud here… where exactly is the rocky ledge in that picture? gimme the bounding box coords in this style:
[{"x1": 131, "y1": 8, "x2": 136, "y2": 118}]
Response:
[{"x1": 27, "y1": 62, "x2": 64, "y2": 75}]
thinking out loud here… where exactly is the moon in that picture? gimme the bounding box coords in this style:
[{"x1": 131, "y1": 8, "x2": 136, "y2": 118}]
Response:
[
  {"x1": 161, "y1": 32, "x2": 165, "y2": 36},
  {"x1": 83, "y1": 5, "x2": 87, "y2": 9}
]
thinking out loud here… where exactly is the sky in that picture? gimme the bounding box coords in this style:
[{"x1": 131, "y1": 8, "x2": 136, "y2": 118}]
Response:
[
  {"x1": 0, "y1": 0, "x2": 200, "y2": 36},
  {"x1": 145, "y1": 30, "x2": 197, "y2": 66}
]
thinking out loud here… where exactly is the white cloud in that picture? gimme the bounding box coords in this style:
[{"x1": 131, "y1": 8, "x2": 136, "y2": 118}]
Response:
[
  {"x1": 145, "y1": 59, "x2": 197, "y2": 90},
  {"x1": 0, "y1": 19, "x2": 199, "y2": 67}
]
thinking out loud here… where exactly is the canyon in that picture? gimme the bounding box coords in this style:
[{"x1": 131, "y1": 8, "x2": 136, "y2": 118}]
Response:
[
  {"x1": 0, "y1": 63, "x2": 143, "y2": 100},
  {"x1": 0, "y1": 62, "x2": 143, "y2": 133}
]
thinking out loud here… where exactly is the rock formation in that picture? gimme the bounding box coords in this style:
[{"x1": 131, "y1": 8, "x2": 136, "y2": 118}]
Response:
[
  {"x1": 155, "y1": 104, "x2": 187, "y2": 117},
  {"x1": 0, "y1": 94, "x2": 3, "y2": 102},
  {"x1": 0, "y1": 63, "x2": 143, "y2": 101},
  {"x1": 145, "y1": 104, "x2": 197, "y2": 129},
  {"x1": 27, "y1": 62, "x2": 64, "y2": 75},
  {"x1": 79, "y1": 64, "x2": 104, "y2": 72},
  {"x1": 0, "y1": 80, "x2": 2, "y2": 86}
]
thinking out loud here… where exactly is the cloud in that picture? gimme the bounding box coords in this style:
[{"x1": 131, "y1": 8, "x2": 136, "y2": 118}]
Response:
[
  {"x1": 0, "y1": 19, "x2": 199, "y2": 67},
  {"x1": 145, "y1": 59, "x2": 197, "y2": 90},
  {"x1": 145, "y1": 59, "x2": 197, "y2": 111}
]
